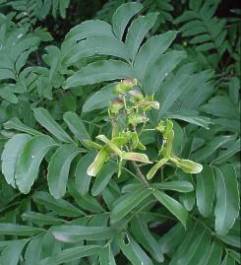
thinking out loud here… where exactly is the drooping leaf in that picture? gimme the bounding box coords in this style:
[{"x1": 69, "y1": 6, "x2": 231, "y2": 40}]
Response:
[
  {"x1": 1, "y1": 134, "x2": 31, "y2": 188},
  {"x1": 75, "y1": 151, "x2": 96, "y2": 195},
  {"x1": 47, "y1": 144, "x2": 80, "y2": 199},
  {"x1": 91, "y1": 161, "x2": 117, "y2": 196},
  {"x1": 214, "y1": 164, "x2": 240, "y2": 235},
  {"x1": 196, "y1": 166, "x2": 215, "y2": 217},
  {"x1": 152, "y1": 189, "x2": 188, "y2": 227},
  {"x1": 15, "y1": 135, "x2": 56, "y2": 194}
]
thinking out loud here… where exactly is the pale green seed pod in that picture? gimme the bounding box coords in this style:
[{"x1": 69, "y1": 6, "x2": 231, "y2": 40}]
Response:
[
  {"x1": 171, "y1": 157, "x2": 203, "y2": 174},
  {"x1": 87, "y1": 148, "x2": 109, "y2": 176}
]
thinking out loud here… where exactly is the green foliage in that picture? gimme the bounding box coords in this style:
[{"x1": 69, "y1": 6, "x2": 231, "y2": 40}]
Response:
[
  {"x1": 0, "y1": 0, "x2": 70, "y2": 26},
  {"x1": 0, "y1": 1, "x2": 240, "y2": 265}
]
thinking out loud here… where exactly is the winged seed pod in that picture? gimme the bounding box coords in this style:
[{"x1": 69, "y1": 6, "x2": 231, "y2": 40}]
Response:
[
  {"x1": 170, "y1": 157, "x2": 203, "y2": 174},
  {"x1": 87, "y1": 148, "x2": 109, "y2": 176}
]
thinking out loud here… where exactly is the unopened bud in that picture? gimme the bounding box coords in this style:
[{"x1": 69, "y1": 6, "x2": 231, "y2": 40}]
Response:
[
  {"x1": 115, "y1": 78, "x2": 138, "y2": 94},
  {"x1": 109, "y1": 98, "x2": 124, "y2": 114},
  {"x1": 128, "y1": 113, "x2": 149, "y2": 126},
  {"x1": 128, "y1": 88, "x2": 144, "y2": 100}
]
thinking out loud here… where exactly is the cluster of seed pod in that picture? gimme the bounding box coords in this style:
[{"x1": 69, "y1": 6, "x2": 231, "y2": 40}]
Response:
[{"x1": 87, "y1": 79, "x2": 203, "y2": 179}]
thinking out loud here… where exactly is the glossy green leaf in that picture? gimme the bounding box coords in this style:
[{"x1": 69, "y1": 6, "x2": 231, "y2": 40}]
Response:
[
  {"x1": 39, "y1": 245, "x2": 101, "y2": 265},
  {"x1": 99, "y1": 245, "x2": 117, "y2": 265},
  {"x1": 51, "y1": 225, "x2": 113, "y2": 242},
  {"x1": 1, "y1": 133, "x2": 31, "y2": 188},
  {"x1": 82, "y1": 83, "x2": 116, "y2": 113},
  {"x1": 91, "y1": 161, "x2": 117, "y2": 196},
  {"x1": 155, "y1": 180, "x2": 194, "y2": 193},
  {"x1": 24, "y1": 236, "x2": 43, "y2": 265},
  {"x1": 118, "y1": 233, "x2": 154, "y2": 265},
  {"x1": 47, "y1": 144, "x2": 80, "y2": 199},
  {"x1": 131, "y1": 217, "x2": 164, "y2": 262},
  {"x1": 15, "y1": 135, "x2": 56, "y2": 194},
  {"x1": 1, "y1": 239, "x2": 28, "y2": 265},
  {"x1": 111, "y1": 188, "x2": 152, "y2": 224},
  {"x1": 196, "y1": 166, "x2": 215, "y2": 217},
  {"x1": 22, "y1": 211, "x2": 65, "y2": 226},
  {"x1": 63, "y1": 111, "x2": 90, "y2": 141},
  {"x1": 125, "y1": 12, "x2": 158, "y2": 60},
  {"x1": 33, "y1": 191, "x2": 84, "y2": 217},
  {"x1": 65, "y1": 60, "x2": 133, "y2": 89},
  {"x1": 152, "y1": 189, "x2": 188, "y2": 227},
  {"x1": 74, "y1": 151, "x2": 96, "y2": 195},
  {"x1": 112, "y1": 2, "x2": 143, "y2": 39},
  {"x1": 144, "y1": 50, "x2": 186, "y2": 94},
  {"x1": 67, "y1": 36, "x2": 130, "y2": 63},
  {"x1": 214, "y1": 164, "x2": 240, "y2": 235},
  {"x1": 0, "y1": 223, "x2": 44, "y2": 236},
  {"x1": 134, "y1": 31, "x2": 177, "y2": 78},
  {"x1": 33, "y1": 108, "x2": 73, "y2": 143}
]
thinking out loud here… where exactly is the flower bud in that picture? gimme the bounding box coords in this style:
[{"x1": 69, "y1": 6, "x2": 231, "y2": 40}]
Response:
[
  {"x1": 109, "y1": 98, "x2": 124, "y2": 114},
  {"x1": 128, "y1": 88, "x2": 144, "y2": 100},
  {"x1": 128, "y1": 113, "x2": 149, "y2": 126},
  {"x1": 115, "y1": 79, "x2": 138, "y2": 94}
]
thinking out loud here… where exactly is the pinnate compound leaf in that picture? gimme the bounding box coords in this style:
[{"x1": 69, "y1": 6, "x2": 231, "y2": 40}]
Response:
[
  {"x1": 112, "y1": 2, "x2": 143, "y2": 40},
  {"x1": 125, "y1": 12, "x2": 159, "y2": 60}
]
